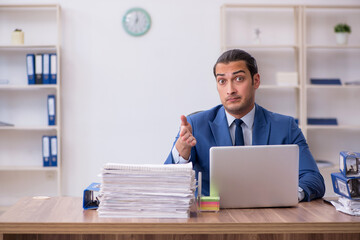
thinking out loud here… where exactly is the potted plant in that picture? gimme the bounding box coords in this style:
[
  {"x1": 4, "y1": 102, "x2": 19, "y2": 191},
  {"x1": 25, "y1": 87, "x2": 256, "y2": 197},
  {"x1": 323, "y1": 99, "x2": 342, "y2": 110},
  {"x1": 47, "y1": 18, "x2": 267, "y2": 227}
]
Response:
[{"x1": 334, "y1": 23, "x2": 351, "y2": 45}]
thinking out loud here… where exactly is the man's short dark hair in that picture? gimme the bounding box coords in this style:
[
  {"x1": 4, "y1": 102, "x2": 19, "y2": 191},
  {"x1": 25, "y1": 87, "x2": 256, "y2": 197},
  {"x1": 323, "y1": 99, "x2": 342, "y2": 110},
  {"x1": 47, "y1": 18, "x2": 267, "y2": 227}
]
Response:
[{"x1": 213, "y1": 49, "x2": 258, "y2": 79}]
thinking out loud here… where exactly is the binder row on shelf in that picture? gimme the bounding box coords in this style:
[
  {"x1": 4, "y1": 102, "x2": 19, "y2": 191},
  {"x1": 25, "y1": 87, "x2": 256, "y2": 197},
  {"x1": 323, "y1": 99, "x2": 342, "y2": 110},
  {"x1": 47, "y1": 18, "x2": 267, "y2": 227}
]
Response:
[
  {"x1": 26, "y1": 53, "x2": 57, "y2": 85},
  {"x1": 42, "y1": 135, "x2": 58, "y2": 167}
]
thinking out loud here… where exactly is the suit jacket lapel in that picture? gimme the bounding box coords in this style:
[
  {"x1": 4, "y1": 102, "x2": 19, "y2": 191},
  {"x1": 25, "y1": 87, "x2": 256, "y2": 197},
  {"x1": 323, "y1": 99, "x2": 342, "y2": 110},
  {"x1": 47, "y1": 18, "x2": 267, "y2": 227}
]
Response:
[
  {"x1": 252, "y1": 104, "x2": 270, "y2": 145},
  {"x1": 209, "y1": 106, "x2": 232, "y2": 146}
]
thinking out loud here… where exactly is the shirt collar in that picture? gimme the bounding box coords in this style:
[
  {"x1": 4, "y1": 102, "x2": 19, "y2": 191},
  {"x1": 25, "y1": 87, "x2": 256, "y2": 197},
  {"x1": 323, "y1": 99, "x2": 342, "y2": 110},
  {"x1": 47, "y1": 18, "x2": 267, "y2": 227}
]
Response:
[{"x1": 225, "y1": 105, "x2": 256, "y2": 129}]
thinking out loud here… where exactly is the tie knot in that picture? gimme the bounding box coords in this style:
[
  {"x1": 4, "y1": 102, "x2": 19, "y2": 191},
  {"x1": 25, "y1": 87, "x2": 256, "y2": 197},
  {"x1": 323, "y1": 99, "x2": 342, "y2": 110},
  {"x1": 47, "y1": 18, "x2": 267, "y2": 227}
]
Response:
[{"x1": 234, "y1": 119, "x2": 243, "y2": 127}]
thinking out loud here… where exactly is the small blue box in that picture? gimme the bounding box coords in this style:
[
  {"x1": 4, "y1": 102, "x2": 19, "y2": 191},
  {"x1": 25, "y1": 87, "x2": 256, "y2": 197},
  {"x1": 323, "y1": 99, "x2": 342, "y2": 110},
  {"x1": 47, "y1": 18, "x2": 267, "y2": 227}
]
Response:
[
  {"x1": 331, "y1": 172, "x2": 360, "y2": 200},
  {"x1": 340, "y1": 151, "x2": 360, "y2": 178},
  {"x1": 83, "y1": 182, "x2": 100, "y2": 210}
]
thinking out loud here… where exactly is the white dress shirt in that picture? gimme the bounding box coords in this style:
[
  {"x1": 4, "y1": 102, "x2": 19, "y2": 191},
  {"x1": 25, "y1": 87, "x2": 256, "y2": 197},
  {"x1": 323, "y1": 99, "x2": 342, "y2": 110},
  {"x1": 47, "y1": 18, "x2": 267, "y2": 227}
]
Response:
[{"x1": 225, "y1": 106, "x2": 255, "y2": 146}]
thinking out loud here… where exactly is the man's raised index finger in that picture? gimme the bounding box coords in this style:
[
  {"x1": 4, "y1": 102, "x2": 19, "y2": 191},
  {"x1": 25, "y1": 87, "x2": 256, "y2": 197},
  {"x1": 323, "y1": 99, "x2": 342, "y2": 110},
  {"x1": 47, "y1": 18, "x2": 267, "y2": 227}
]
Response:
[{"x1": 180, "y1": 115, "x2": 188, "y2": 126}]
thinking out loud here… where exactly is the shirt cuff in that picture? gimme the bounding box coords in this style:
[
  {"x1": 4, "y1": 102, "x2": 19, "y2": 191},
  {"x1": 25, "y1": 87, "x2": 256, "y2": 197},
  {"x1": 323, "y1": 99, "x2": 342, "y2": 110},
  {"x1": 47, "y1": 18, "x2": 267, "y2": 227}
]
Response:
[
  {"x1": 298, "y1": 186, "x2": 305, "y2": 202},
  {"x1": 172, "y1": 146, "x2": 191, "y2": 164}
]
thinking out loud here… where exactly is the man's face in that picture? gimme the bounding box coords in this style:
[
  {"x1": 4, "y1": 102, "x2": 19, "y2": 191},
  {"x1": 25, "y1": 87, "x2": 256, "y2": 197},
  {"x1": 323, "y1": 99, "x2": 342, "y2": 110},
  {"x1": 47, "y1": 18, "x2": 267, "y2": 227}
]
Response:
[{"x1": 215, "y1": 60, "x2": 260, "y2": 118}]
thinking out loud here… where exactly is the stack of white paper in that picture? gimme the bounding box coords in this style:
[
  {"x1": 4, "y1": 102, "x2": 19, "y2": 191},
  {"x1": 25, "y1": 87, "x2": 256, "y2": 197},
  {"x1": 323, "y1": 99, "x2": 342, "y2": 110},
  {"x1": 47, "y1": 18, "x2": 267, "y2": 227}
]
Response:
[
  {"x1": 97, "y1": 162, "x2": 196, "y2": 218},
  {"x1": 331, "y1": 197, "x2": 360, "y2": 216}
]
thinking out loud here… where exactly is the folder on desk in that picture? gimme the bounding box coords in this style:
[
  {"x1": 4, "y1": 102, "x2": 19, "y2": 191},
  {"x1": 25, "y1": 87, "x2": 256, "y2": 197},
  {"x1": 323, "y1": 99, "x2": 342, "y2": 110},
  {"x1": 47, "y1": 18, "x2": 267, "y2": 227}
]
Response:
[
  {"x1": 42, "y1": 54, "x2": 50, "y2": 84},
  {"x1": 42, "y1": 136, "x2": 50, "y2": 167},
  {"x1": 35, "y1": 54, "x2": 43, "y2": 84},
  {"x1": 50, "y1": 53, "x2": 57, "y2": 84},
  {"x1": 50, "y1": 136, "x2": 57, "y2": 167},
  {"x1": 47, "y1": 95, "x2": 56, "y2": 126},
  {"x1": 83, "y1": 182, "x2": 101, "y2": 210},
  {"x1": 26, "y1": 54, "x2": 35, "y2": 85},
  {"x1": 331, "y1": 172, "x2": 360, "y2": 200},
  {"x1": 340, "y1": 151, "x2": 360, "y2": 178}
]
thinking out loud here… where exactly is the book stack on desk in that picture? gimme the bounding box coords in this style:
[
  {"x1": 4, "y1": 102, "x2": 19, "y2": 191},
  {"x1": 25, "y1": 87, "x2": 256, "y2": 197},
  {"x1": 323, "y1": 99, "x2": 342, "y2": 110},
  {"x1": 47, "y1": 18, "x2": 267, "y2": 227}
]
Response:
[{"x1": 97, "y1": 162, "x2": 196, "y2": 218}]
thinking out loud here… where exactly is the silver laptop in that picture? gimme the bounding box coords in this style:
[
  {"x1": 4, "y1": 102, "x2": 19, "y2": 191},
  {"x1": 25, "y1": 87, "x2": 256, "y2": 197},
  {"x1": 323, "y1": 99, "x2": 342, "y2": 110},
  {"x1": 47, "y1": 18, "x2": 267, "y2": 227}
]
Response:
[{"x1": 210, "y1": 145, "x2": 299, "y2": 208}]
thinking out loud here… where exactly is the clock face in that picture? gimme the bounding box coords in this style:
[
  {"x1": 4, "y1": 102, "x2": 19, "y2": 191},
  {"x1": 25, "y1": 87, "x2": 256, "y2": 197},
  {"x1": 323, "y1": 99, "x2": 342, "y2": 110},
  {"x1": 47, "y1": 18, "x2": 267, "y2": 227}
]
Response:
[{"x1": 122, "y1": 8, "x2": 151, "y2": 37}]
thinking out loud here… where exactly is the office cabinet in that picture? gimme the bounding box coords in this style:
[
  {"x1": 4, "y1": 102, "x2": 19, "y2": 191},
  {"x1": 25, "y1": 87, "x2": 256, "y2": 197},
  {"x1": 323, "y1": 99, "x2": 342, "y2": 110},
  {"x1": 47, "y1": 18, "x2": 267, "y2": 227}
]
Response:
[{"x1": 0, "y1": 4, "x2": 61, "y2": 209}]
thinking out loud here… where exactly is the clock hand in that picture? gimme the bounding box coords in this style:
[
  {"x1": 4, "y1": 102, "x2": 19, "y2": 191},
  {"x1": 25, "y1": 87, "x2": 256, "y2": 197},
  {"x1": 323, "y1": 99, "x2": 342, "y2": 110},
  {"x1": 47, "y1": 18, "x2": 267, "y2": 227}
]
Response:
[{"x1": 135, "y1": 12, "x2": 139, "y2": 24}]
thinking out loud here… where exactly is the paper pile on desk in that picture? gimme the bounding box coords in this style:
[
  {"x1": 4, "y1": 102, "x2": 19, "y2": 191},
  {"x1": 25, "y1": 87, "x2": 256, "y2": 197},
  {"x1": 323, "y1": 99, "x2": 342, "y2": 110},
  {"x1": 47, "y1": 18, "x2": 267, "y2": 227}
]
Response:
[
  {"x1": 331, "y1": 197, "x2": 360, "y2": 216},
  {"x1": 98, "y1": 162, "x2": 196, "y2": 218}
]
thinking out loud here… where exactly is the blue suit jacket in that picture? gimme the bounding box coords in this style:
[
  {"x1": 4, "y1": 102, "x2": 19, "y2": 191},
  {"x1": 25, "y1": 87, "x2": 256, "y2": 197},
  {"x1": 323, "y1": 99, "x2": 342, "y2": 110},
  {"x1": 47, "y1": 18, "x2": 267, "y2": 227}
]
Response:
[{"x1": 165, "y1": 104, "x2": 325, "y2": 201}]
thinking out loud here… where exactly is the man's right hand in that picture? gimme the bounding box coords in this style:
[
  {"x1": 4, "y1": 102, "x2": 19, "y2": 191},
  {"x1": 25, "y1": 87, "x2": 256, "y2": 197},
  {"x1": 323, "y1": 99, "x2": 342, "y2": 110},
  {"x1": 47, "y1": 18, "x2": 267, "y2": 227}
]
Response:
[{"x1": 175, "y1": 115, "x2": 197, "y2": 160}]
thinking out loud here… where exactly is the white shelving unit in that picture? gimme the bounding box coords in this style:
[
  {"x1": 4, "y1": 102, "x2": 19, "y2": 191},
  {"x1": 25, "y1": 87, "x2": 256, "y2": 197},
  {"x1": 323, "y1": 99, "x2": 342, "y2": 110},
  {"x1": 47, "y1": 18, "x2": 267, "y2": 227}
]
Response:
[
  {"x1": 221, "y1": 4, "x2": 360, "y2": 197},
  {"x1": 0, "y1": 4, "x2": 61, "y2": 207},
  {"x1": 303, "y1": 5, "x2": 360, "y2": 196},
  {"x1": 221, "y1": 4, "x2": 302, "y2": 126}
]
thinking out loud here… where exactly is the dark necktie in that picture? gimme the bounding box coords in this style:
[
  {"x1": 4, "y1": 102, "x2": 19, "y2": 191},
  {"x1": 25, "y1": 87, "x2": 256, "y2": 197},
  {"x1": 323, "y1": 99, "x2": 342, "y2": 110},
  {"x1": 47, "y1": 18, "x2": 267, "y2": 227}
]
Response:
[{"x1": 234, "y1": 119, "x2": 244, "y2": 146}]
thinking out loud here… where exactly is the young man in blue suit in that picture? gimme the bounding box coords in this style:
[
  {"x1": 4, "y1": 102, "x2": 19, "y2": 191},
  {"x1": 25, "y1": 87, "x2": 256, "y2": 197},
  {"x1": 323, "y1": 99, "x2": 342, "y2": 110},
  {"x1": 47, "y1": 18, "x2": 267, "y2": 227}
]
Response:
[{"x1": 165, "y1": 49, "x2": 325, "y2": 202}]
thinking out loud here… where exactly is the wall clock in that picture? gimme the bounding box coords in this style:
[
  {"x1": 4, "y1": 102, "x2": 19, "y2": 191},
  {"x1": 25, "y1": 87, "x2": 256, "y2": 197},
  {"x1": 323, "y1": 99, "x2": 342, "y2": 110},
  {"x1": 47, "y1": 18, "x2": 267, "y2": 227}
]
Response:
[{"x1": 122, "y1": 8, "x2": 151, "y2": 37}]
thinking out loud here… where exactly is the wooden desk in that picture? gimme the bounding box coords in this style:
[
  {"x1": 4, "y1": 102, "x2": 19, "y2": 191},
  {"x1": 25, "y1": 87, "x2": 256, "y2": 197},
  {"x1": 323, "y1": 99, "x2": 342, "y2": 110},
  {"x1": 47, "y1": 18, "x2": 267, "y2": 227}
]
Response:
[{"x1": 0, "y1": 197, "x2": 359, "y2": 240}]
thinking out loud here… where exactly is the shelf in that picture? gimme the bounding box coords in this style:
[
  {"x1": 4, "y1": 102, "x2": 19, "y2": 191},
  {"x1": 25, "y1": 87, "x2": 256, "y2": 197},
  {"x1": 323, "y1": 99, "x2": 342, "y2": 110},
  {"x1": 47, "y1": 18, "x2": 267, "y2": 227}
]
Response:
[
  {"x1": 0, "y1": 4, "x2": 59, "y2": 8},
  {"x1": 0, "y1": 166, "x2": 58, "y2": 171},
  {"x1": 0, "y1": 126, "x2": 58, "y2": 131},
  {"x1": 259, "y1": 85, "x2": 299, "y2": 89},
  {"x1": 307, "y1": 125, "x2": 360, "y2": 130},
  {"x1": 0, "y1": 45, "x2": 57, "y2": 51},
  {"x1": 222, "y1": 4, "x2": 299, "y2": 8},
  {"x1": 306, "y1": 85, "x2": 360, "y2": 89},
  {"x1": 304, "y1": 5, "x2": 360, "y2": 9},
  {"x1": 224, "y1": 45, "x2": 298, "y2": 50},
  {"x1": 0, "y1": 85, "x2": 58, "y2": 90},
  {"x1": 306, "y1": 45, "x2": 360, "y2": 49}
]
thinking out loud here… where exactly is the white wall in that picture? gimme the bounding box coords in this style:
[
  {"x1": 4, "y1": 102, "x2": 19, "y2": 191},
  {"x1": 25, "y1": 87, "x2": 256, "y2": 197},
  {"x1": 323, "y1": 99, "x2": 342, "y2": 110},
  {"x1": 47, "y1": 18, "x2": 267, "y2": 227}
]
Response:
[
  {"x1": 3, "y1": 0, "x2": 359, "y2": 197},
  {"x1": 59, "y1": 0, "x2": 222, "y2": 197}
]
